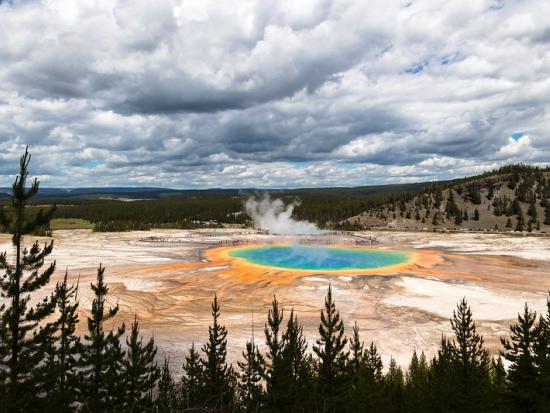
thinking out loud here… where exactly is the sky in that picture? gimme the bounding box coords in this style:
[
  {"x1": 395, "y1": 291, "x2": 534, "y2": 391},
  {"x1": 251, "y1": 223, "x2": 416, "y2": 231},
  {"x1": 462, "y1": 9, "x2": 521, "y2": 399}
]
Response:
[{"x1": 0, "y1": 0, "x2": 549, "y2": 188}]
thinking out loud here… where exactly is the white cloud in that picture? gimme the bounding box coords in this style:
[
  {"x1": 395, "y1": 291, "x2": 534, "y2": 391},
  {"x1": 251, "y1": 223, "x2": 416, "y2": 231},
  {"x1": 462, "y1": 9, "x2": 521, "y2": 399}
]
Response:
[
  {"x1": 0, "y1": 0, "x2": 548, "y2": 187},
  {"x1": 496, "y1": 135, "x2": 536, "y2": 160}
]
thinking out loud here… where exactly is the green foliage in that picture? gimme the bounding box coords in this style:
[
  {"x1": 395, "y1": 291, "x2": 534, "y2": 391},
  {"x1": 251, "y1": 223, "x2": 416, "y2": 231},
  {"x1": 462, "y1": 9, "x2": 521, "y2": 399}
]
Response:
[
  {"x1": 180, "y1": 343, "x2": 203, "y2": 409},
  {"x1": 237, "y1": 341, "x2": 265, "y2": 412},
  {"x1": 120, "y1": 316, "x2": 160, "y2": 411},
  {"x1": 313, "y1": 285, "x2": 349, "y2": 410},
  {"x1": 78, "y1": 264, "x2": 126, "y2": 412},
  {"x1": 156, "y1": 357, "x2": 176, "y2": 413},
  {"x1": 201, "y1": 294, "x2": 234, "y2": 410},
  {"x1": 447, "y1": 298, "x2": 492, "y2": 411},
  {"x1": 501, "y1": 304, "x2": 539, "y2": 412},
  {"x1": 0, "y1": 147, "x2": 57, "y2": 412},
  {"x1": 41, "y1": 270, "x2": 81, "y2": 412}
]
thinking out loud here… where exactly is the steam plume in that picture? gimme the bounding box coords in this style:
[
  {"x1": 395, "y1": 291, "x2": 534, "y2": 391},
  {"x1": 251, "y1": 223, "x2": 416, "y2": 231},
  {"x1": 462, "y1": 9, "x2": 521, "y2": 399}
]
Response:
[{"x1": 245, "y1": 194, "x2": 323, "y2": 235}]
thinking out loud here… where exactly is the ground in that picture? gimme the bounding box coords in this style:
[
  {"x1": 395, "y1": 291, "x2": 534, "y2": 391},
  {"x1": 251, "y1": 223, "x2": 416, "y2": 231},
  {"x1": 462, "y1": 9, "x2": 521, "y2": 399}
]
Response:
[{"x1": 1, "y1": 228, "x2": 549, "y2": 372}]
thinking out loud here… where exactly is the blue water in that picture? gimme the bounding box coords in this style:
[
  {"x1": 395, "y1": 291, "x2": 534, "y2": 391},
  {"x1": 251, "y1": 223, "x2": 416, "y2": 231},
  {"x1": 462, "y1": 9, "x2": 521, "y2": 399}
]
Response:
[{"x1": 229, "y1": 245, "x2": 410, "y2": 271}]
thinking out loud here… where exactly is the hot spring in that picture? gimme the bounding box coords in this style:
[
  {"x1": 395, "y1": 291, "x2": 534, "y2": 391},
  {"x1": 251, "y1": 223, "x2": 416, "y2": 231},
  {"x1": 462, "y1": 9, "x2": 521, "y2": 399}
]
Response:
[{"x1": 228, "y1": 245, "x2": 411, "y2": 271}]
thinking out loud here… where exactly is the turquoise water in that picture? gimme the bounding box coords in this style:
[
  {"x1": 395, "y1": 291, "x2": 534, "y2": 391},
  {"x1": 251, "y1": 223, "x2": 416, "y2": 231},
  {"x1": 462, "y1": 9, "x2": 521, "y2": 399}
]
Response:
[{"x1": 229, "y1": 245, "x2": 410, "y2": 271}]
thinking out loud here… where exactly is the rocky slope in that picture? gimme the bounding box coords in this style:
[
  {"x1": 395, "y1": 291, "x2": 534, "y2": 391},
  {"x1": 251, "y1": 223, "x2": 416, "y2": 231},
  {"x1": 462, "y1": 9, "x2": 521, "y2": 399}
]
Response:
[{"x1": 347, "y1": 165, "x2": 550, "y2": 233}]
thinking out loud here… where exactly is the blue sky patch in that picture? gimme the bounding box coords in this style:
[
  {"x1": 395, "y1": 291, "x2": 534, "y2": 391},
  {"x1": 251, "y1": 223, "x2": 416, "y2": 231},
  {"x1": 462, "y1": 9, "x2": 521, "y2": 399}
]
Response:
[
  {"x1": 405, "y1": 62, "x2": 426, "y2": 74},
  {"x1": 512, "y1": 132, "x2": 524, "y2": 141}
]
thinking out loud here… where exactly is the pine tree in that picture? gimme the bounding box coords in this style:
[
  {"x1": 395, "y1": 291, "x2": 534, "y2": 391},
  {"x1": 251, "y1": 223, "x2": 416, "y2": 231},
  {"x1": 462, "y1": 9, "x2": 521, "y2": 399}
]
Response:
[
  {"x1": 264, "y1": 295, "x2": 285, "y2": 410},
  {"x1": 348, "y1": 322, "x2": 364, "y2": 376},
  {"x1": 78, "y1": 264, "x2": 126, "y2": 412},
  {"x1": 454, "y1": 209, "x2": 463, "y2": 225},
  {"x1": 201, "y1": 294, "x2": 234, "y2": 410},
  {"x1": 474, "y1": 208, "x2": 480, "y2": 221},
  {"x1": 544, "y1": 202, "x2": 550, "y2": 225},
  {"x1": 181, "y1": 343, "x2": 204, "y2": 408},
  {"x1": 405, "y1": 350, "x2": 429, "y2": 412},
  {"x1": 364, "y1": 341, "x2": 383, "y2": 383},
  {"x1": 237, "y1": 341, "x2": 265, "y2": 412},
  {"x1": 384, "y1": 357, "x2": 404, "y2": 411},
  {"x1": 487, "y1": 179, "x2": 494, "y2": 200},
  {"x1": 281, "y1": 309, "x2": 312, "y2": 411},
  {"x1": 528, "y1": 200, "x2": 538, "y2": 222},
  {"x1": 490, "y1": 356, "x2": 507, "y2": 411},
  {"x1": 313, "y1": 285, "x2": 348, "y2": 410},
  {"x1": 345, "y1": 322, "x2": 367, "y2": 410},
  {"x1": 535, "y1": 295, "x2": 550, "y2": 409},
  {"x1": 121, "y1": 316, "x2": 160, "y2": 412},
  {"x1": 501, "y1": 303, "x2": 539, "y2": 413},
  {"x1": 512, "y1": 198, "x2": 521, "y2": 215},
  {"x1": 0, "y1": 147, "x2": 57, "y2": 412},
  {"x1": 516, "y1": 209, "x2": 525, "y2": 231},
  {"x1": 429, "y1": 336, "x2": 456, "y2": 411},
  {"x1": 41, "y1": 270, "x2": 81, "y2": 412},
  {"x1": 156, "y1": 357, "x2": 176, "y2": 413},
  {"x1": 448, "y1": 298, "x2": 492, "y2": 411}
]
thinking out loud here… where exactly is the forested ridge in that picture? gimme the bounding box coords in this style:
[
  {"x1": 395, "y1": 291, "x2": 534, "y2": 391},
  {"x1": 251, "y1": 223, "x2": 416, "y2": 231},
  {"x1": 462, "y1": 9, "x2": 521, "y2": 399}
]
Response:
[
  {"x1": 349, "y1": 164, "x2": 550, "y2": 232},
  {"x1": 2, "y1": 150, "x2": 550, "y2": 412},
  {"x1": 13, "y1": 165, "x2": 548, "y2": 233}
]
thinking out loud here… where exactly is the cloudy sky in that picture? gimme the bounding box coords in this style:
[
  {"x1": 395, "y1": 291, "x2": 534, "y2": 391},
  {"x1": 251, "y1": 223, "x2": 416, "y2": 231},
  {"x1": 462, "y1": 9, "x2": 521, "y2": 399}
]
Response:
[{"x1": 0, "y1": 0, "x2": 548, "y2": 188}]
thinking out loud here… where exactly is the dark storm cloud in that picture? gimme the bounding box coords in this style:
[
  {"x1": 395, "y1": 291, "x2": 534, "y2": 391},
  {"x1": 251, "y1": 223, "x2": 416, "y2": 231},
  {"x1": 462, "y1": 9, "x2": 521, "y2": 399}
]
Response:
[{"x1": 0, "y1": 0, "x2": 548, "y2": 188}]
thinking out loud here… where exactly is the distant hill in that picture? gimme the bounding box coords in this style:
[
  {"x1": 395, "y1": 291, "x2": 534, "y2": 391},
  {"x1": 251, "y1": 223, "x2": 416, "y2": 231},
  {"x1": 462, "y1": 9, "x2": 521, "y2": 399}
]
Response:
[
  {"x1": 345, "y1": 164, "x2": 550, "y2": 233},
  {"x1": 0, "y1": 186, "x2": 181, "y2": 199},
  {"x1": 0, "y1": 182, "x2": 430, "y2": 200}
]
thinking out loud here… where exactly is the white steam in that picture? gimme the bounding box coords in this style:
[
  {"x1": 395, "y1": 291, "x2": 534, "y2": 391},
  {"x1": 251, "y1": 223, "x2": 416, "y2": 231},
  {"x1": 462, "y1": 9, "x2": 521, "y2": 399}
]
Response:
[{"x1": 245, "y1": 194, "x2": 324, "y2": 235}]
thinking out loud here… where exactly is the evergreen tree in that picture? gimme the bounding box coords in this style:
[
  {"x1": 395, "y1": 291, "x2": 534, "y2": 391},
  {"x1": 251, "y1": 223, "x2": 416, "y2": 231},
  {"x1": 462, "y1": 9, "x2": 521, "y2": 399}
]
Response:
[
  {"x1": 121, "y1": 316, "x2": 160, "y2": 412},
  {"x1": 384, "y1": 357, "x2": 404, "y2": 412},
  {"x1": 263, "y1": 295, "x2": 285, "y2": 410},
  {"x1": 544, "y1": 202, "x2": 550, "y2": 225},
  {"x1": 41, "y1": 270, "x2": 81, "y2": 412},
  {"x1": 448, "y1": 298, "x2": 492, "y2": 411},
  {"x1": 487, "y1": 179, "x2": 494, "y2": 200},
  {"x1": 454, "y1": 209, "x2": 463, "y2": 225},
  {"x1": 78, "y1": 264, "x2": 126, "y2": 412},
  {"x1": 528, "y1": 200, "x2": 538, "y2": 222},
  {"x1": 512, "y1": 198, "x2": 521, "y2": 215},
  {"x1": 348, "y1": 322, "x2": 364, "y2": 376},
  {"x1": 516, "y1": 209, "x2": 525, "y2": 231},
  {"x1": 201, "y1": 294, "x2": 234, "y2": 410},
  {"x1": 156, "y1": 357, "x2": 176, "y2": 413},
  {"x1": 535, "y1": 295, "x2": 550, "y2": 409},
  {"x1": 405, "y1": 350, "x2": 429, "y2": 412},
  {"x1": 501, "y1": 304, "x2": 539, "y2": 413},
  {"x1": 429, "y1": 336, "x2": 456, "y2": 411},
  {"x1": 181, "y1": 343, "x2": 204, "y2": 409},
  {"x1": 281, "y1": 309, "x2": 313, "y2": 411},
  {"x1": 364, "y1": 341, "x2": 383, "y2": 381},
  {"x1": 474, "y1": 208, "x2": 480, "y2": 221},
  {"x1": 345, "y1": 322, "x2": 368, "y2": 410},
  {"x1": 0, "y1": 147, "x2": 57, "y2": 412},
  {"x1": 506, "y1": 218, "x2": 513, "y2": 228},
  {"x1": 490, "y1": 356, "x2": 507, "y2": 412},
  {"x1": 237, "y1": 341, "x2": 265, "y2": 412},
  {"x1": 313, "y1": 285, "x2": 348, "y2": 411}
]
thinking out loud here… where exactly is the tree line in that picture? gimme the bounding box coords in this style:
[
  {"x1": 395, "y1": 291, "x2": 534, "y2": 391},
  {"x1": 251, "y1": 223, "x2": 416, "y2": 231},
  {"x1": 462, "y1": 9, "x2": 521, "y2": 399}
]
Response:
[{"x1": 2, "y1": 149, "x2": 550, "y2": 412}]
